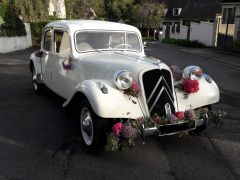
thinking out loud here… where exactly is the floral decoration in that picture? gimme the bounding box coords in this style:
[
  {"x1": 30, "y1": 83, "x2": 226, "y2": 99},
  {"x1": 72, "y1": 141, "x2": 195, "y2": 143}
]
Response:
[
  {"x1": 172, "y1": 65, "x2": 200, "y2": 97},
  {"x1": 112, "y1": 122, "x2": 123, "y2": 136},
  {"x1": 170, "y1": 65, "x2": 183, "y2": 81},
  {"x1": 107, "y1": 108, "x2": 225, "y2": 151},
  {"x1": 175, "y1": 111, "x2": 184, "y2": 121},
  {"x1": 182, "y1": 79, "x2": 199, "y2": 94},
  {"x1": 123, "y1": 80, "x2": 140, "y2": 98}
]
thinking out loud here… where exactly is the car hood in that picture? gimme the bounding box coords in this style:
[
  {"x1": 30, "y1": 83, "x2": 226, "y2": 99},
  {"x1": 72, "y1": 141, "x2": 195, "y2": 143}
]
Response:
[{"x1": 75, "y1": 52, "x2": 171, "y2": 82}]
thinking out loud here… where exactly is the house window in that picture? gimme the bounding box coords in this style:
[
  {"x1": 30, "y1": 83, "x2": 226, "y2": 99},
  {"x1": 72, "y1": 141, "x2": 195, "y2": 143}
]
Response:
[
  {"x1": 173, "y1": 8, "x2": 181, "y2": 16},
  {"x1": 222, "y1": 7, "x2": 236, "y2": 24},
  {"x1": 175, "y1": 22, "x2": 180, "y2": 33},
  {"x1": 164, "y1": 9, "x2": 168, "y2": 16}
]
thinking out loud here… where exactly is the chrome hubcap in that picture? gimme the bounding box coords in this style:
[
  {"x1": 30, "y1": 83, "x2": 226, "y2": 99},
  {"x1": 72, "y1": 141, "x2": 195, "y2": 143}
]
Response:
[
  {"x1": 32, "y1": 69, "x2": 38, "y2": 90},
  {"x1": 80, "y1": 107, "x2": 93, "y2": 145}
]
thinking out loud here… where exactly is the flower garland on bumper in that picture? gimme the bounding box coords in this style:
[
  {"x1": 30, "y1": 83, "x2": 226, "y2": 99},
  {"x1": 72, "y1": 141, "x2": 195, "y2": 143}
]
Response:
[
  {"x1": 107, "y1": 68, "x2": 225, "y2": 151},
  {"x1": 107, "y1": 108, "x2": 225, "y2": 151}
]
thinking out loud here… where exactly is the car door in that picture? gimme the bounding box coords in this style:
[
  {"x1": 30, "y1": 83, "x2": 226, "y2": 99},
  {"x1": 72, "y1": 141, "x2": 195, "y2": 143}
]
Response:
[
  {"x1": 51, "y1": 29, "x2": 75, "y2": 99},
  {"x1": 41, "y1": 29, "x2": 55, "y2": 90}
]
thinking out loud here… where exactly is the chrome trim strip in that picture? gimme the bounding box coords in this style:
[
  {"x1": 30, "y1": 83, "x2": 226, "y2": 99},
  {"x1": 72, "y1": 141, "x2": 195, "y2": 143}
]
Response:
[
  {"x1": 149, "y1": 87, "x2": 165, "y2": 113},
  {"x1": 158, "y1": 129, "x2": 195, "y2": 137},
  {"x1": 164, "y1": 85, "x2": 174, "y2": 103},
  {"x1": 147, "y1": 76, "x2": 163, "y2": 103},
  {"x1": 162, "y1": 76, "x2": 173, "y2": 94}
]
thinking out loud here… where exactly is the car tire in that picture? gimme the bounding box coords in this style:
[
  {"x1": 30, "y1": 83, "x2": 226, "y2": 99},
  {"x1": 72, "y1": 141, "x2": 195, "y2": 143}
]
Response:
[
  {"x1": 31, "y1": 66, "x2": 44, "y2": 94},
  {"x1": 79, "y1": 98, "x2": 108, "y2": 154}
]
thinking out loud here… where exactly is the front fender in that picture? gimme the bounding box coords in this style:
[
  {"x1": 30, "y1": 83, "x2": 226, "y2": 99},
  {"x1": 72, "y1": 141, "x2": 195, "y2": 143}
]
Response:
[
  {"x1": 63, "y1": 80, "x2": 144, "y2": 119},
  {"x1": 175, "y1": 77, "x2": 220, "y2": 111},
  {"x1": 30, "y1": 52, "x2": 42, "y2": 75}
]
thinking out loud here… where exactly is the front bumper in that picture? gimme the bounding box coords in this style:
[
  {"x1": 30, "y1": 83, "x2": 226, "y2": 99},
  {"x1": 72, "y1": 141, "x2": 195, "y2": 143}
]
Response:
[{"x1": 142, "y1": 118, "x2": 206, "y2": 136}]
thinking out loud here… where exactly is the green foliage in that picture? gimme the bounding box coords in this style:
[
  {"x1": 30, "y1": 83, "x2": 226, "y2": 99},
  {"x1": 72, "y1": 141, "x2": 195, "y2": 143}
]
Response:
[
  {"x1": 162, "y1": 38, "x2": 205, "y2": 48},
  {"x1": 208, "y1": 110, "x2": 226, "y2": 127},
  {"x1": 104, "y1": 0, "x2": 134, "y2": 22},
  {"x1": 131, "y1": 2, "x2": 165, "y2": 29},
  {"x1": 0, "y1": 0, "x2": 26, "y2": 37},
  {"x1": 30, "y1": 22, "x2": 48, "y2": 45},
  {"x1": 13, "y1": 0, "x2": 49, "y2": 22},
  {"x1": 65, "y1": 0, "x2": 105, "y2": 19}
]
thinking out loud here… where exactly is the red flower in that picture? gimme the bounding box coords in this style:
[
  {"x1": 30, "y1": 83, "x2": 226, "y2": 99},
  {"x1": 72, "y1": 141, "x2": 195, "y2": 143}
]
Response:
[
  {"x1": 112, "y1": 123, "x2": 123, "y2": 136},
  {"x1": 182, "y1": 79, "x2": 199, "y2": 93},
  {"x1": 153, "y1": 115, "x2": 161, "y2": 125},
  {"x1": 175, "y1": 111, "x2": 184, "y2": 121},
  {"x1": 131, "y1": 80, "x2": 140, "y2": 93}
]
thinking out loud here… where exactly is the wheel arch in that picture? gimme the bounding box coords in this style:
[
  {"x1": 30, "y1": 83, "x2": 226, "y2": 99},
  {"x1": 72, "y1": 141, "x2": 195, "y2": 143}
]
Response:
[
  {"x1": 30, "y1": 59, "x2": 34, "y2": 72},
  {"x1": 63, "y1": 80, "x2": 144, "y2": 119}
]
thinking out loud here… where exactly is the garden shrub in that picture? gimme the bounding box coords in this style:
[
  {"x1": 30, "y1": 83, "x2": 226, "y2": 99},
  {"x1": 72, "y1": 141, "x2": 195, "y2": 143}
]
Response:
[{"x1": 0, "y1": 1, "x2": 26, "y2": 37}]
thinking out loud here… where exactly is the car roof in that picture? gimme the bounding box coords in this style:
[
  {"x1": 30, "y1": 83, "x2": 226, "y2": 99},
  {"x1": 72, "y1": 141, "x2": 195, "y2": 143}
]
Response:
[{"x1": 45, "y1": 20, "x2": 140, "y2": 33}]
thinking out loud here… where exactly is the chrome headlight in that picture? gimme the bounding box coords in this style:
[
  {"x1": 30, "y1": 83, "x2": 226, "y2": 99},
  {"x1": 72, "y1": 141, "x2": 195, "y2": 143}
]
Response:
[
  {"x1": 183, "y1": 66, "x2": 203, "y2": 79},
  {"x1": 113, "y1": 70, "x2": 133, "y2": 90}
]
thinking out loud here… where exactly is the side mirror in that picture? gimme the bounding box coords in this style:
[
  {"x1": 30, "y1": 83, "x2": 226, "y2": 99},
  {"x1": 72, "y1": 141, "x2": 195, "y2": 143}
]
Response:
[
  {"x1": 35, "y1": 50, "x2": 43, "y2": 58},
  {"x1": 143, "y1": 41, "x2": 148, "y2": 48}
]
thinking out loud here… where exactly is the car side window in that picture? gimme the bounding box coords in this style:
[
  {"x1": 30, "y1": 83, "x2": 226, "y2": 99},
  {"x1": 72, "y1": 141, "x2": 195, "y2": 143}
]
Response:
[
  {"x1": 54, "y1": 30, "x2": 70, "y2": 55},
  {"x1": 43, "y1": 30, "x2": 51, "y2": 51}
]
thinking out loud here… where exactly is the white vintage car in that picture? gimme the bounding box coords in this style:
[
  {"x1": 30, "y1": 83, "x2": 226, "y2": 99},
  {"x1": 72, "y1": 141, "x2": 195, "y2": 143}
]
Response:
[{"x1": 30, "y1": 20, "x2": 219, "y2": 152}]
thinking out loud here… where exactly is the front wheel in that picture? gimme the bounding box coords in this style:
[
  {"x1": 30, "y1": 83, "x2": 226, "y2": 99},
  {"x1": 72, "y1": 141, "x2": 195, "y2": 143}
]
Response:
[
  {"x1": 31, "y1": 66, "x2": 44, "y2": 94},
  {"x1": 79, "y1": 98, "x2": 108, "y2": 154}
]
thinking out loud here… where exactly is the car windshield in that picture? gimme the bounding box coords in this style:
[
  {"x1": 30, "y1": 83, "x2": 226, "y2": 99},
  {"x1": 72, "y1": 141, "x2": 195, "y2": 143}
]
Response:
[{"x1": 75, "y1": 31, "x2": 141, "y2": 52}]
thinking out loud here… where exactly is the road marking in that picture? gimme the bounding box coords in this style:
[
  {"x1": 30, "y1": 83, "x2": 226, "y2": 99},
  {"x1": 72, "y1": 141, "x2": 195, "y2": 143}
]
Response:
[
  {"x1": 0, "y1": 136, "x2": 26, "y2": 148},
  {"x1": 181, "y1": 49, "x2": 240, "y2": 70},
  {"x1": 0, "y1": 135, "x2": 54, "y2": 155}
]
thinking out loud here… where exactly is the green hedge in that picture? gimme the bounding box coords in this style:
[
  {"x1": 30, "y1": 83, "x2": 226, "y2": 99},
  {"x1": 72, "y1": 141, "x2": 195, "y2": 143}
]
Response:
[
  {"x1": 162, "y1": 38, "x2": 204, "y2": 48},
  {"x1": 30, "y1": 22, "x2": 47, "y2": 45},
  {"x1": 0, "y1": 1, "x2": 26, "y2": 37},
  {"x1": 30, "y1": 17, "x2": 62, "y2": 45}
]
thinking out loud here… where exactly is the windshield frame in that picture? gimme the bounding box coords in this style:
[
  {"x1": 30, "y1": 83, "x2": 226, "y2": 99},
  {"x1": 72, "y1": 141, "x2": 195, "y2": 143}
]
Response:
[{"x1": 74, "y1": 30, "x2": 142, "y2": 53}]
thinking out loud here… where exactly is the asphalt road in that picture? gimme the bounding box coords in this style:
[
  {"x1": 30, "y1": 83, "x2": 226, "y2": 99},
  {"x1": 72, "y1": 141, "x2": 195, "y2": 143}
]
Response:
[{"x1": 0, "y1": 43, "x2": 239, "y2": 180}]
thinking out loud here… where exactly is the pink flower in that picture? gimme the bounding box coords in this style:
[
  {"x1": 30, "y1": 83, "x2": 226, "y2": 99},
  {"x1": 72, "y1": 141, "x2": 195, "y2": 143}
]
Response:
[
  {"x1": 112, "y1": 122, "x2": 123, "y2": 136},
  {"x1": 131, "y1": 80, "x2": 140, "y2": 93},
  {"x1": 182, "y1": 79, "x2": 199, "y2": 93},
  {"x1": 121, "y1": 125, "x2": 136, "y2": 139},
  {"x1": 175, "y1": 111, "x2": 184, "y2": 121}
]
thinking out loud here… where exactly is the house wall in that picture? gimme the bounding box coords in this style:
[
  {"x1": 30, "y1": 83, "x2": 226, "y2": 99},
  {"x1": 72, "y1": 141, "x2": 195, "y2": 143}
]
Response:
[
  {"x1": 219, "y1": 4, "x2": 240, "y2": 40},
  {"x1": 170, "y1": 25, "x2": 188, "y2": 39},
  {"x1": 190, "y1": 22, "x2": 215, "y2": 46},
  {"x1": 0, "y1": 23, "x2": 32, "y2": 53},
  {"x1": 161, "y1": 25, "x2": 188, "y2": 40},
  {"x1": 49, "y1": 0, "x2": 66, "y2": 18},
  {"x1": 162, "y1": 21, "x2": 216, "y2": 47}
]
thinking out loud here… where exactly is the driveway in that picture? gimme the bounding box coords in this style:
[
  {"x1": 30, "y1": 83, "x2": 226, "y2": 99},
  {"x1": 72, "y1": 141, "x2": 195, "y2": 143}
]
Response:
[{"x1": 0, "y1": 45, "x2": 239, "y2": 180}]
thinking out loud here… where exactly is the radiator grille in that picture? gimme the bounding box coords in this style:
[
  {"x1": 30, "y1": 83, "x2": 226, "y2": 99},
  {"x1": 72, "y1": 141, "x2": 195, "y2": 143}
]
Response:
[{"x1": 142, "y1": 69, "x2": 175, "y2": 116}]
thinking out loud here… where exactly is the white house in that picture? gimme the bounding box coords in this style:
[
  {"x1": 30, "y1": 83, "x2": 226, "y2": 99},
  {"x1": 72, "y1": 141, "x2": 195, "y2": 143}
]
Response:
[
  {"x1": 220, "y1": 0, "x2": 240, "y2": 40},
  {"x1": 49, "y1": 0, "x2": 66, "y2": 19}
]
